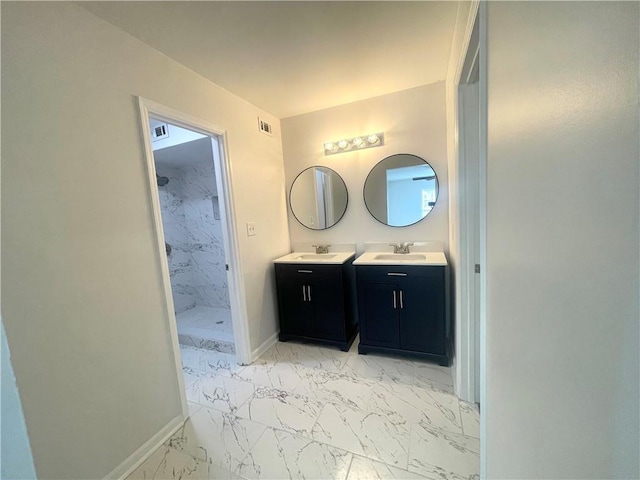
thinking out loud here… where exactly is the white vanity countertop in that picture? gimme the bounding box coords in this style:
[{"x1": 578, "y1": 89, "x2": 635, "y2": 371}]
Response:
[
  {"x1": 353, "y1": 251, "x2": 447, "y2": 266},
  {"x1": 274, "y1": 251, "x2": 356, "y2": 265}
]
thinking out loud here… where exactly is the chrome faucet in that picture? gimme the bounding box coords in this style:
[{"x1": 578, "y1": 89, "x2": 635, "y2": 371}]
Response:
[
  {"x1": 313, "y1": 244, "x2": 331, "y2": 254},
  {"x1": 389, "y1": 242, "x2": 414, "y2": 254}
]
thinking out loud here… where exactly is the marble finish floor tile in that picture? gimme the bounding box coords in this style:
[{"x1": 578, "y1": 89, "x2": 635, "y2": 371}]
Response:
[
  {"x1": 127, "y1": 445, "x2": 211, "y2": 480},
  {"x1": 168, "y1": 406, "x2": 267, "y2": 472},
  {"x1": 137, "y1": 340, "x2": 478, "y2": 480},
  {"x1": 459, "y1": 401, "x2": 480, "y2": 439},
  {"x1": 234, "y1": 358, "x2": 306, "y2": 391},
  {"x1": 341, "y1": 353, "x2": 416, "y2": 386},
  {"x1": 292, "y1": 368, "x2": 375, "y2": 410},
  {"x1": 187, "y1": 373, "x2": 254, "y2": 414},
  {"x1": 408, "y1": 424, "x2": 480, "y2": 479},
  {"x1": 237, "y1": 427, "x2": 352, "y2": 480},
  {"x1": 311, "y1": 402, "x2": 411, "y2": 468},
  {"x1": 413, "y1": 363, "x2": 455, "y2": 394},
  {"x1": 236, "y1": 386, "x2": 324, "y2": 437},
  {"x1": 182, "y1": 366, "x2": 206, "y2": 390},
  {"x1": 260, "y1": 341, "x2": 349, "y2": 373},
  {"x1": 367, "y1": 381, "x2": 462, "y2": 435},
  {"x1": 346, "y1": 455, "x2": 429, "y2": 480},
  {"x1": 180, "y1": 346, "x2": 244, "y2": 377}
]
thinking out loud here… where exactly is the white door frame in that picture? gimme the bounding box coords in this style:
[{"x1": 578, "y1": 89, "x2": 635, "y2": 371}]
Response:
[
  {"x1": 454, "y1": 4, "x2": 488, "y2": 472},
  {"x1": 137, "y1": 98, "x2": 253, "y2": 416},
  {"x1": 453, "y1": 0, "x2": 482, "y2": 402},
  {"x1": 478, "y1": 5, "x2": 488, "y2": 477}
]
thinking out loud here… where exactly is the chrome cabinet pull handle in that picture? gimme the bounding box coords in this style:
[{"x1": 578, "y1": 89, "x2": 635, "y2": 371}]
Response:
[
  {"x1": 307, "y1": 286, "x2": 311, "y2": 302},
  {"x1": 387, "y1": 272, "x2": 407, "y2": 277},
  {"x1": 400, "y1": 290, "x2": 404, "y2": 309},
  {"x1": 393, "y1": 290, "x2": 397, "y2": 309},
  {"x1": 303, "y1": 285, "x2": 307, "y2": 302},
  {"x1": 298, "y1": 269, "x2": 313, "y2": 274}
]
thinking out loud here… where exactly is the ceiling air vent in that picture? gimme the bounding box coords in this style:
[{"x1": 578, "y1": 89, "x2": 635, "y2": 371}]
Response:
[
  {"x1": 258, "y1": 117, "x2": 272, "y2": 136},
  {"x1": 151, "y1": 123, "x2": 169, "y2": 142}
]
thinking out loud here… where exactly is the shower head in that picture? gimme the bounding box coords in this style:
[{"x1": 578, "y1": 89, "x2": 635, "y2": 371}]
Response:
[{"x1": 156, "y1": 174, "x2": 169, "y2": 186}]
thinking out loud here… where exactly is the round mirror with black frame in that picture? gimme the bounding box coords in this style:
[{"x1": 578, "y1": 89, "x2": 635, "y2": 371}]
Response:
[
  {"x1": 289, "y1": 166, "x2": 348, "y2": 230},
  {"x1": 363, "y1": 153, "x2": 438, "y2": 227}
]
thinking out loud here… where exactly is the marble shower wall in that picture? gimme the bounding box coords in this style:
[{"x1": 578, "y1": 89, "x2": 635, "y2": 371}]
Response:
[
  {"x1": 182, "y1": 159, "x2": 229, "y2": 309},
  {"x1": 157, "y1": 156, "x2": 229, "y2": 314}
]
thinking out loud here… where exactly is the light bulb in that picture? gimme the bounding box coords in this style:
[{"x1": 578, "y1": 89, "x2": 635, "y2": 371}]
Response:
[
  {"x1": 367, "y1": 134, "x2": 379, "y2": 145},
  {"x1": 338, "y1": 140, "x2": 349, "y2": 149},
  {"x1": 324, "y1": 142, "x2": 337, "y2": 153},
  {"x1": 352, "y1": 137, "x2": 364, "y2": 147}
]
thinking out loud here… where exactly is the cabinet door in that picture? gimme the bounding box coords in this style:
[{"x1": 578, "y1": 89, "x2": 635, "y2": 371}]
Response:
[
  {"x1": 276, "y1": 267, "x2": 313, "y2": 335},
  {"x1": 309, "y1": 268, "x2": 345, "y2": 340},
  {"x1": 399, "y1": 269, "x2": 445, "y2": 354},
  {"x1": 359, "y1": 280, "x2": 400, "y2": 348}
]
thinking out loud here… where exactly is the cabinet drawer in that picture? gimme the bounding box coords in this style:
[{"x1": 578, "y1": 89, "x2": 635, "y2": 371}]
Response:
[
  {"x1": 356, "y1": 265, "x2": 443, "y2": 280},
  {"x1": 275, "y1": 263, "x2": 342, "y2": 283}
]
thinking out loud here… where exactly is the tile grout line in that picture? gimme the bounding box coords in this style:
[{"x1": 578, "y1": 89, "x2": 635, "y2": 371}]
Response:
[
  {"x1": 458, "y1": 399, "x2": 466, "y2": 437},
  {"x1": 233, "y1": 423, "x2": 271, "y2": 478},
  {"x1": 343, "y1": 453, "x2": 355, "y2": 480}
]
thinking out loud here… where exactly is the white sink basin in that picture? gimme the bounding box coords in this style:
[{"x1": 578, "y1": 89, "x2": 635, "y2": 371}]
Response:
[
  {"x1": 353, "y1": 251, "x2": 447, "y2": 266},
  {"x1": 373, "y1": 253, "x2": 427, "y2": 262},
  {"x1": 273, "y1": 251, "x2": 355, "y2": 265},
  {"x1": 294, "y1": 253, "x2": 337, "y2": 260}
]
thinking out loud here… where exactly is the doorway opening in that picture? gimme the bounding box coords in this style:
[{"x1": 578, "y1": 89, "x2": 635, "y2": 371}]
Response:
[
  {"x1": 138, "y1": 98, "x2": 252, "y2": 419},
  {"x1": 150, "y1": 120, "x2": 235, "y2": 354}
]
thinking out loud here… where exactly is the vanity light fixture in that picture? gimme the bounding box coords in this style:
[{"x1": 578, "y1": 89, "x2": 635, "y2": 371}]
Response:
[{"x1": 324, "y1": 132, "x2": 384, "y2": 156}]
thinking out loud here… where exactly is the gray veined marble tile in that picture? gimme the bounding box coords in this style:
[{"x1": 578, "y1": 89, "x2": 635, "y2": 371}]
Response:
[
  {"x1": 234, "y1": 358, "x2": 307, "y2": 391},
  {"x1": 237, "y1": 428, "x2": 352, "y2": 480},
  {"x1": 260, "y1": 341, "x2": 349, "y2": 373},
  {"x1": 179, "y1": 346, "x2": 244, "y2": 377},
  {"x1": 126, "y1": 445, "x2": 210, "y2": 480},
  {"x1": 407, "y1": 424, "x2": 480, "y2": 480},
  {"x1": 167, "y1": 406, "x2": 267, "y2": 472},
  {"x1": 183, "y1": 200, "x2": 217, "y2": 244},
  {"x1": 235, "y1": 386, "x2": 324, "y2": 437},
  {"x1": 182, "y1": 365, "x2": 206, "y2": 389},
  {"x1": 292, "y1": 368, "x2": 375, "y2": 410},
  {"x1": 311, "y1": 402, "x2": 411, "y2": 468},
  {"x1": 459, "y1": 401, "x2": 480, "y2": 439},
  {"x1": 346, "y1": 455, "x2": 429, "y2": 480},
  {"x1": 193, "y1": 337, "x2": 236, "y2": 355},
  {"x1": 367, "y1": 382, "x2": 463, "y2": 435},
  {"x1": 191, "y1": 250, "x2": 227, "y2": 286},
  {"x1": 341, "y1": 352, "x2": 416, "y2": 386},
  {"x1": 192, "y1": 285, "x2": 231, "y2": 311},
  {"x1": 187, "y1": 373, "x2": 254, "y2": 414},
  {"x1": 413, "y1": 363, "x2": 455, "y2": 394}
]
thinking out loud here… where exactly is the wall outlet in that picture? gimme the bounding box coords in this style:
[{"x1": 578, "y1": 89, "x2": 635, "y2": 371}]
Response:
[{"x1": 246, "y1": 222, "x2": 257, "y2": 236}]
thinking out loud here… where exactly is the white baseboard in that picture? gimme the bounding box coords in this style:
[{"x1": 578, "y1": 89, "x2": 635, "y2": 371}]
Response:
[
  {"x1": 105, "y1": 414, "x2": 184, "y2": 479},
  {"x1": 251, "y1": 331, "x2": 279, "y2": 363}
]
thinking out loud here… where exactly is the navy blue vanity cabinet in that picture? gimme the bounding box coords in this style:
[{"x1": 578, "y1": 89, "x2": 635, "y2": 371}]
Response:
[
  {"x1": 275, "y1": 261, "x2": 357, "y2": 351},
  {"x1": 356, "y1": 265, "x2": 448, "y2": 366}
]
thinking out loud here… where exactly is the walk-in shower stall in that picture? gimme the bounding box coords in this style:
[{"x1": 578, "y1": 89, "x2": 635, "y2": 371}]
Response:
[{"x1": 152, "y1": 125, "x2": 234, "y2": 354}]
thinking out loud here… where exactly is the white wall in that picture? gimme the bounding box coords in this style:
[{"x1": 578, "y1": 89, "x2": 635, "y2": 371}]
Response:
[
  {"x1": 281, "y1": 83, "x2": 449, "y2": 253},
  {"x1": 486, "y1": 2, "x2": 639, "y2": 478},
  {"x1": 1, "y1": 3, "x2": 289, "y2": 478}
]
